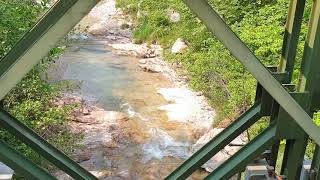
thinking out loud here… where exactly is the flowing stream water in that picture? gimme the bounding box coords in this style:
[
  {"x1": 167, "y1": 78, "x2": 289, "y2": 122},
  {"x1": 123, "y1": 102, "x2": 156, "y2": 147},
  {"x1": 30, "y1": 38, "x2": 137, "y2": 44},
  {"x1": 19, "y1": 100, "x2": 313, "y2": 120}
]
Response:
[{"x1": 49, "y1": 38, "x2": 208, "y2": 179}]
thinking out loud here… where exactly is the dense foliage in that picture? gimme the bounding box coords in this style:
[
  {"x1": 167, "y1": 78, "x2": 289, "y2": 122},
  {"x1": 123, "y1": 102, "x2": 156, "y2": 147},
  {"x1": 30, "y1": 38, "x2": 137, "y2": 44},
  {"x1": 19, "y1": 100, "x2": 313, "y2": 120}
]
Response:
[
  {"x1": 116, "y1": 0, "x2": 319, "y2": 158},
  {"x1": 0, "y1": 0, "x2": 79, "y2": 166},
  {"x1": 115, "y1": 0, "x2": 312, "y2": 122},
  {"x1": 116, "y1": 0, "x2": 295, "y2": 121}
]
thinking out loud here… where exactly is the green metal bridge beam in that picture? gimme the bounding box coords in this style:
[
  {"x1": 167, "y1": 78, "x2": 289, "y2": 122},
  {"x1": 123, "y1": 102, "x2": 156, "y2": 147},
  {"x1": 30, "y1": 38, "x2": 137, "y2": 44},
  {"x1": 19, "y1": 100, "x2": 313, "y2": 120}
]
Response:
[
  {"x1": 269, "y1": 0, "x2": 306, "y2": 168},
  {"x1": 297, "y1": 0, "x2": 320, "y2": 110},
  {"x1": 281, "y1": 139, "x2": 308, "y2": 179},
  {"x1": 280, "y1": 0, "x2": 320, "y2": 178},
  {"x1": 183, "y1": 0, "x2": 320, "y2": 146},
  {"x1": 278, "y1": 0, "x2": 306, "y2": 83},
  {"x1": 276, "y1": 93, "x2": 311, "y2": 177},
  {"x1": 269, "y1": 101, "x2": 280, "y2": 168},
  {"x1": 205, "y1": 125, "x2": 277, "y2": 180},
  {"x1": 278, "y1": 93, "x2": 311, "y2": 178},
  {"x1": 0, "y1": 0, "x2": 99, "y2": 100},
  {"x1": 0, "y1": 109, "x2": 98, "y2": 180},
  {"x1": 166, "y1": 103, "x2": 262, "y2": 179},
  {"x1": 311, "y1": 146, "x2": 320, "y2": 180},
  {"x1": 0, "y1": 140, "x2": 55, "y2": 180}
]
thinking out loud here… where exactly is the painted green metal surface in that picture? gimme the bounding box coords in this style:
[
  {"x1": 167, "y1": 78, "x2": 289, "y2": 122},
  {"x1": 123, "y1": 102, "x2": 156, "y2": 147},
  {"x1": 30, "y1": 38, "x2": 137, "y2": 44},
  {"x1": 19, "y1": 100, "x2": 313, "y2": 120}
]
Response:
[
  {"x1": 0, "y1": 140, "x2": 55, "y2": 180},
  {"x1": 279, "y1": 1, "x2": 320, "y2": 178},
  {"x1": 205, "y1": 125, "x2": 277, "y2": 180},
  {"x1": 297, "y1": 0, "x2": 320, "y2": 110},
  {"x1": 0, "y1": 109, "x2": 98, "y2": 180},
  {"x1": 183, "y1": 0, "x2": 320, "y2": 146},
  {"x1": 165, "y1": 103, "x2": 262, "y2": 180},
  {"x1": 311, "y1": 146, "x2": 320, "y2": 180},
  {"x1": 281, "y1": 139, "x2": 308, "y2": 179},
  {"x1": 0, "y1": 0, "x2": 99, "y2": 100},
  {"x1": 1, "y1": 0, "x2": 320, "y2": 178},
  {"x1": 276, "y1": 92, "x2": 311, "y2": 139},
  {"x1": 278, "y1": 0, "x2": 306, "y2": 83}
]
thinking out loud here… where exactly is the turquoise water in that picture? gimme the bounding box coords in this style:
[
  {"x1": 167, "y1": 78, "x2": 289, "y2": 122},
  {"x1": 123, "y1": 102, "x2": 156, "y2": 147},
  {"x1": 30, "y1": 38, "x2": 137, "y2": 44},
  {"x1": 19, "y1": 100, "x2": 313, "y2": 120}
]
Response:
[
  {"x1": 49, "y1": 40, "x2": 135, "y2": 111},
  {"x1": 48, "y1": 39, "x2": 207, "y2": 179}
]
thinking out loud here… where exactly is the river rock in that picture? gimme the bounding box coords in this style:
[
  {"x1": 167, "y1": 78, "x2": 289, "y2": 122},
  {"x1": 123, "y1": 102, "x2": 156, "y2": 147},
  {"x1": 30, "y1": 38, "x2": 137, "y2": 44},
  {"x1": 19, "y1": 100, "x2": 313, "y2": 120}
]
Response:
[
  {"x1": 191, "y1": 128, "x2": 247, "y2": 172},
  {"x1": 169, "y1": 11, "x2": 181, "y2": 23},
  {"x1": 92, "y1": 170, "x2": 113, "y2": 179},
  {"x1": 137, "y1": 10, "x2": 148, "y2": 19},
  {"x1": 109, "y1": 43, "x2": 160, "y2": 58},
  {"x1": 89, "y1": 111, "x2": 129, "y2": 122},
  {"x1": 72, "y1": 149, "x2": 93, "y2": 163},
  {"x1": 171, "y1": 38, "x2": 188, "y2": 54},
  {"x1": 138, "y1": 58, "x2": 164, "y2": 73},
  {"x1": 88, "y1": 23, "x2": 108, "y2": 35}
]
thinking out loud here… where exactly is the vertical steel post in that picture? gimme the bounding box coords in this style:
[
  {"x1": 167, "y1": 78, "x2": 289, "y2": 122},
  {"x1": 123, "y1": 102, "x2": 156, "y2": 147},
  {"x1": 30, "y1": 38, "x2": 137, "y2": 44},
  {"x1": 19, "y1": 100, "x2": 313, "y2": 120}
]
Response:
[
  {"x1": 270, "y1": 0, "x2": 306, "y2": 169},
  {"x1": 278, "y1": 0, "x2": 306, "y2": 83},
  {"x1": 281, "y1": 139, "x2": 308, "y2": 179},
  {"x1": 281, "y1": 0, "x2": 320, "y2": 178},
  {"x1": 311, "y1": 146, "x2": 320, "y2": 180}
]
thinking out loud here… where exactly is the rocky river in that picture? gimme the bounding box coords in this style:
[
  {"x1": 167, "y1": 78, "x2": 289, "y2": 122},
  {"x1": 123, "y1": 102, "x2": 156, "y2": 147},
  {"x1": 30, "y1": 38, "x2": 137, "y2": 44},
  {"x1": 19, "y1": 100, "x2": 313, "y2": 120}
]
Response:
[{"x1": 48, "y1": 0, "x2": 246, "y2": 179}]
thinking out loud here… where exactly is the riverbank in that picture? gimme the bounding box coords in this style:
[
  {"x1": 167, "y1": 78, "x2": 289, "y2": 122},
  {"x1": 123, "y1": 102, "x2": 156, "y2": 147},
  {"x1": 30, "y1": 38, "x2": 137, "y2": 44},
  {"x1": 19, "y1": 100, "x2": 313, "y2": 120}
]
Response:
[
  {"x1": 52, "y1": 0, "x2": 246, "y2": 179},
  {"x1": 51, "y1": 39, "x2": 212, "y2": 179}
]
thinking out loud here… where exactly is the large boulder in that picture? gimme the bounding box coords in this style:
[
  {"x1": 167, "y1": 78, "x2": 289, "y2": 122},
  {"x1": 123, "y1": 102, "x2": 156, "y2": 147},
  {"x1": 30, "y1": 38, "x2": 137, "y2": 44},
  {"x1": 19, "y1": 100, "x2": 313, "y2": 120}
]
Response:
[
  {"x1": 171, "y1": 38, "x2": 188, "y2": 54},
  {"x1": 138, "y1": 58, "x2": 164, "y2": 73},
  {"x1": 109, "y1": 43, "x2": 161, "y2": 58},
  {"x1": 77, "y1": 111, "x2": 129, "y2": 123},
  {"x1": 169, "y1": 11, "x2": 181, "y2": 23}
]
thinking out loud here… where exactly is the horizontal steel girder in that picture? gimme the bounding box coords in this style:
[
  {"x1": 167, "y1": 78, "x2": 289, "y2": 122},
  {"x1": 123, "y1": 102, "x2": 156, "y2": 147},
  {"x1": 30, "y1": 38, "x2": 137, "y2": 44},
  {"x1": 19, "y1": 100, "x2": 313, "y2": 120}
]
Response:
[
  {"x1": 183, "y1": 0, "x2": 320, "y2": 145},
  {"x1": 0, "y1": 109, "x2": 98, "y2": 179},
  {"x1": 0, "y1": 140, "x2": 55, "y2": 180},
  {"x1": 166, "y1": 103, "x2": 262, "y2": 179}
]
